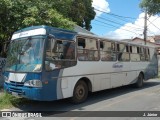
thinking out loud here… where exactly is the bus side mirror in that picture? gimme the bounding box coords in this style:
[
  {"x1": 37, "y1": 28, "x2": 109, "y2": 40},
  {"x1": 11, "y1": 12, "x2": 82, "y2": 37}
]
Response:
[{"x1": 48, "y1": 34, "x2": 55, "y2": 39}]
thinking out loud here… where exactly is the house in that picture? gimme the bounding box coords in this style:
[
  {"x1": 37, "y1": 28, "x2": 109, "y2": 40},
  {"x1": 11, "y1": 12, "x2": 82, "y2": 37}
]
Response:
[
  {"x1": 148, "y1": 35, "x2": 160, "y2": 44},
  {"x1": 122, "y1": 37, "x2": 160, "y2": 55},
  {"x1": 122, "y1": 37, "x2": 160, "y2": 47},
  {"x1": 131, "y1": 37, "x2": 160, "y2": 47}
]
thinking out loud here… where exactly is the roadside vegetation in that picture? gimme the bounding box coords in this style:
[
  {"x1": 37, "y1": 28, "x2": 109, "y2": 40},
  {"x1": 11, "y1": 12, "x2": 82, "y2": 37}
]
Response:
[
  {"x1": 0, "y1": 92, "x2": 33, "y2": 110},
  {"x1": 0, "y1": 92, "x2": 17, "y2": 110},
  {"x1": 0, "y1": 92, "x2": 21, "y2": 110}
]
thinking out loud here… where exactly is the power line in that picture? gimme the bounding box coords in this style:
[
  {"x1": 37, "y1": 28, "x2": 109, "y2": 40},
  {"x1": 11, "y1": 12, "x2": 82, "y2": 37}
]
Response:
[
  {"x1": 90, "y1": 7, "x2": 160, "y2": 40},
  {"x1": 96, "y1": 16, "x2": 144, "y2": 31},
  {"x1": 92, "y1": 23, "x2": 140, "y2": 38},
  {"x1": 94, "y1": 19, "x2": 140, "y2": 35},
  {"x1": 91, "y1": 8, "x2": 160, "y2": 38},
  {"x1": 147, "y1": 16, "x2": 159, "y2": 27},
  {"x1": 147, "y1": 19, "x2": 160, "y2": 31},
  {"x1": 84, "y1": 7, "x2": 144, "y2": 31},
  {"x1": 92, "y1": 22, "x2": 114, "y2": 29},
  {"x1": 147, "y1": 28, "x2": 157, "y2": 36},
  {"x1": 90, "y1": 7, "x2": 145, "y2": 30},
  {"x1": 94, "y1": 8, "x2": 136, "y2": 19},
  {"x1": 82, "y1": 7, "x2": 145, "y2": 37}
]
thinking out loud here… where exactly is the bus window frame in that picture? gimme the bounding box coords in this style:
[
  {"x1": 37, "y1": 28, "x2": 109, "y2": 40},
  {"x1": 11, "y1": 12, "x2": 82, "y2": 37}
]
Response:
[
  {"x1": 130, "y1": 45, "x2": 142, "y2": 62},
  {"x1": 145, "y1": 47, "x2": 150, "y2": 61},
  {"x1": 116, "y1": 42, "x2": 130, "y2": 62},
  {"x1": 100, "y1": 40, "x2": 117, "y2": 62},
  {"x1": 76, "y1": 36, "x2": 100, "y2": 61},
  {"x1": 44, "y1": 37, "x2": 77, "y2": 71}
]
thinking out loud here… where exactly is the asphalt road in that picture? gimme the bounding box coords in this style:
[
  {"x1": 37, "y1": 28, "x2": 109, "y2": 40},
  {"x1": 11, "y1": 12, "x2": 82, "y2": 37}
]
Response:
[{"x1": 1, "y1": 78, "x2": 160, "y2": 120}]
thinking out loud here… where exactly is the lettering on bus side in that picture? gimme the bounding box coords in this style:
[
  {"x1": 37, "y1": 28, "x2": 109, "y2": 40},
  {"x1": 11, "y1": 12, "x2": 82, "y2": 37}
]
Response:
[
  {"x1": 112, "y1": 63, "x2": 123, "y2": 68},
  {"x1": 19, "y1": 32, "x2": 29, "y2": 37}
]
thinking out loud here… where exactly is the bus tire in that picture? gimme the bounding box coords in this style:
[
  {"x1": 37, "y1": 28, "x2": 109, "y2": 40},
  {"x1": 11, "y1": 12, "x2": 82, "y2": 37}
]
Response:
[
  {"x1": 71, "y1": 80, "x2": 88, "y2": 104},
  {"x1": 134, "y1": 73, "x2": 144, "y2": 88}
]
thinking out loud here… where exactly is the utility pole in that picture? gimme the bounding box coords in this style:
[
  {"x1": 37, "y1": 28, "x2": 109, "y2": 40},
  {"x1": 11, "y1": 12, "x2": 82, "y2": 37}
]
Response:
[{"x1": 144, "y1": 9, "x2": 147, "y2": 45}]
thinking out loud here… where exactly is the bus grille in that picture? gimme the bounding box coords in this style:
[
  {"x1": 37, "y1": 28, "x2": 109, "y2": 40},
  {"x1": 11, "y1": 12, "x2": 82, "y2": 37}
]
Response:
[
  {"x1": 8, "y1": 81, "x2": 24, "y2": 95},
  {"x1": 10, "y1": 81, "x2": 24, "y2": 87}
]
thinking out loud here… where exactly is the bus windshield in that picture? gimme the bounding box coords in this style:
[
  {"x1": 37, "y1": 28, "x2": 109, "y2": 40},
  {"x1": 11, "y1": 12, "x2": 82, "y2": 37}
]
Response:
[
  {"x1": 45, "y1": 38, "x2": 76, "y2": 70},
  {"x1": 5, "y1": 36, "x2": 44, "y2": 72}
]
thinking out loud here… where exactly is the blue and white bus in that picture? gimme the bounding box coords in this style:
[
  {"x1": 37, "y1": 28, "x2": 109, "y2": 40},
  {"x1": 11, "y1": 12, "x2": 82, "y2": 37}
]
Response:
[{"x1": 4, "y1": 25, "x2": 158, "y2": 103}]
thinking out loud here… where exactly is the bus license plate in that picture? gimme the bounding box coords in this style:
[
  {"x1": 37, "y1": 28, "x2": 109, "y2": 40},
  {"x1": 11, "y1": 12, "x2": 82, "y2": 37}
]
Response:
[{"x1": 12, "y1": 92, "x2": 18, "y2": 96}]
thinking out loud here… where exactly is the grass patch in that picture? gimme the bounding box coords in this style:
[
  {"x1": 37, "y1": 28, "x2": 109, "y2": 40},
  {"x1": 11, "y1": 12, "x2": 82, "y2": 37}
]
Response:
[
  {"x1": 0, "y1": 92, "x2": 32, "y2": 110},
  {"x1": 0, "y1": 92, "x2": 20, "y2": 110}
]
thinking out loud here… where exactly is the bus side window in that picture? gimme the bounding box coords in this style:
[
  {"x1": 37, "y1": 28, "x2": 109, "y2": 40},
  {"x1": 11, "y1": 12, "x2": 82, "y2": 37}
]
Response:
[
  {"x1": 130, "y1": 46, "x2": 141, "y2": 61},
  {"x1": 145, "y1": 48, "x2": 150, "y2": 61},
  {"x1": 100, "y1": 41, "x2": 116, "y2": 61},
  {"x1": 45, "y1": 38, "x2": 76, "y2": 71},
  {"x1": 77, "y1": 37, "x2": 99, "y2": 61},
  {"x1": 140, "y1": 47, "x2": 146, "y2": 61},
  {"x1": 117, "y1": 43, "x2": 129, "y2": 61},
  {"x1": 77, "y1": 38, "x2": 87, "y2": 61}
]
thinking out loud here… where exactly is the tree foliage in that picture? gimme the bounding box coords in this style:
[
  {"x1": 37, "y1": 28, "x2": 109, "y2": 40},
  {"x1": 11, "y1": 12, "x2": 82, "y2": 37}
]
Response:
[
  {"x1": 68, "y1": 0, "x2": 96, "y2": 30},
  {"x1": 0, "y1": 0, "x2": 95, "y2": 57},
  {"x1": 140, "y1": 0, "x2": 160, "y2": 15},
  {"x1": 46, "y1": 0, "x2": 96, "y2": 30}
]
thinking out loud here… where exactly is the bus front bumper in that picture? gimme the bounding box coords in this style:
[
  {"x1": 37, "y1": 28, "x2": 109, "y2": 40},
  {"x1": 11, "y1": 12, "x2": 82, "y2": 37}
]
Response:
[{"x1": 4, "y1": 82, "x2": 53, "y2": 101}]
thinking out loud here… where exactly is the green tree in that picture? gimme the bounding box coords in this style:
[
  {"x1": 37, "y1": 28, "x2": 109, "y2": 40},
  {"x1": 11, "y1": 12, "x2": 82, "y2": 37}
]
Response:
[
  {"x1": 46, "y1": 0, "x2": 96, "y2": 30},
  {"x1": 68, "y1": 0, "x2": 96, "y2": 30},
  {"x1": 0, "y1": 0, "x2": 75, "y2": 57},
  {"x1": 0, "y1": 0, "x2": 96, "y2": 57},
  {"x1": 140, "y1": 0, "x2": 160, "y2": 15}
]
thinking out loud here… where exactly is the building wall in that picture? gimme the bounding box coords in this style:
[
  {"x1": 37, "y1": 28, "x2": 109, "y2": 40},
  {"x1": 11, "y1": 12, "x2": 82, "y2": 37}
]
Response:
[{"x1": 131, "y1": 39, "x2": 159, "y2": 47}]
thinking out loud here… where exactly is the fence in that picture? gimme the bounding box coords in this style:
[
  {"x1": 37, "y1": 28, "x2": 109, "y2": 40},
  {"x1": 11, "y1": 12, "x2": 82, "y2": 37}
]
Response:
[{"x1": 0, "y1": 58, "x2": 6, "y2": 87}]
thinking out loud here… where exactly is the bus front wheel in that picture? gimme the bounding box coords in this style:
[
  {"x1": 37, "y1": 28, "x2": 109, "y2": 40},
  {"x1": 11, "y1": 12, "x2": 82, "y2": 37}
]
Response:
[
  {"x1": 71, "y1": 80, "x2": 88, "y2": 104},
  {"x1": 134, "y1": 73, "x2": 144, "y2": 88}
]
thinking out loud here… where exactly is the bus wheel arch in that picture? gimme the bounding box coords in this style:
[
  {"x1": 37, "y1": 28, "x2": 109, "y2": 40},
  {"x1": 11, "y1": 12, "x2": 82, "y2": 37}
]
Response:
[
  {"x1": 71, "y1": 77, "x2": 92, "y2": 103},
  {"x1": 140, "y1": 71, "x2": 144, "y2": 80},
  {"x1": 134, "y1": 72, "x2": 144, "y2": 88},
  {"x1": 80, "y1": 77, "x2": 92, "y2": 92}
]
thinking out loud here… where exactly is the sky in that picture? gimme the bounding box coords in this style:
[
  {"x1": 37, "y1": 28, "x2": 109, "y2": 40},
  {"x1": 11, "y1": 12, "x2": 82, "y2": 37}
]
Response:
[{"x1": 91, "y1": 0, "x2": 160, "y2": 40}]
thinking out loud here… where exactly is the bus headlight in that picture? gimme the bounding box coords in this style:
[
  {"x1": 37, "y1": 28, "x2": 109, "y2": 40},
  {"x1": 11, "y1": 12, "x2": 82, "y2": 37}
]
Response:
[
  {"x1": 4, "y1": 76, "x2": 10, "y2": 83},
  {"x1": 24, "y1": 80, "x2": 42, "y2": 88}
]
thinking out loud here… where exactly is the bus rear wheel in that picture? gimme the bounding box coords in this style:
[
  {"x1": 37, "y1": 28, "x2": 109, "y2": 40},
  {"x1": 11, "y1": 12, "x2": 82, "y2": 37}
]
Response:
[
  {"x1": 71, "y1": 80, "x2": 88, "y2": 104},
  {"x1": 134, "y1": 73, "x2": 144, "y2": 88}
]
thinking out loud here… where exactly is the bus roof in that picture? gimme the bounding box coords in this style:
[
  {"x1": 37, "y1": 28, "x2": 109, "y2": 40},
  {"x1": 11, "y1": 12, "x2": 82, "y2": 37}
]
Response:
[
  {"x1": 12, "y1": 25, "x2": 77, "y2": 40},
  {"x1": 14, "y1": 25, "x2": 76, "y2": 34},
  {"x1": 12, "y1": 25, "x2": 155, "y2": 48}
]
